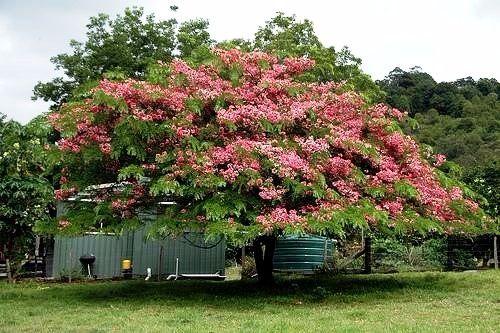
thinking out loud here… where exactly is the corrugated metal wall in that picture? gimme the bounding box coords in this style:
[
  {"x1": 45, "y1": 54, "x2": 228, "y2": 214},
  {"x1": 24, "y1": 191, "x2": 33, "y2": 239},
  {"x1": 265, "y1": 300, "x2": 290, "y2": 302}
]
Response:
[
  {"x1": 52, "y1": 205, "x2": 225, "y2": 279},
  {"x1": 51, "y1": 232, "x2": 134, "y2": 278},
  {"x1": 50, "y1": 228, "x2": 225, "y2": 279},
  {"x1": 132, "y1": 228, "x2": 226, "y2": 276}
]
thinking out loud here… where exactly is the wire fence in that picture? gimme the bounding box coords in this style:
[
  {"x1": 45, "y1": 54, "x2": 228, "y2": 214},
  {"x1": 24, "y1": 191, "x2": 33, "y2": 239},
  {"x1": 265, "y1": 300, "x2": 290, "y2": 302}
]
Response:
[{"x1": 334, "y1": 234, "x2": 499, "y2": 274}]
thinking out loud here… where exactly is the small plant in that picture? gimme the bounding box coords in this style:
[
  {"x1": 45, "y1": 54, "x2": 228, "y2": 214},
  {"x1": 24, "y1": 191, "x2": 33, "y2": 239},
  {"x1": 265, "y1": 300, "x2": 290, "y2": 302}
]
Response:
[
  {"x1": 310, "y1": 286, "x2": 329, "y2": 302},
  {"x1": 58, "y1": 266, "x2": 84, "y2": 282},
  {"x1": 241, "y1": 256, "x2": 257, "y2": 279}
]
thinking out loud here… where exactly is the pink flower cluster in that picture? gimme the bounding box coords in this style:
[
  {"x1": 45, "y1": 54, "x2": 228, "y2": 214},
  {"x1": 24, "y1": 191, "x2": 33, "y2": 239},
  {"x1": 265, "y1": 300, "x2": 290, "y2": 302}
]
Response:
[
  {"x1": 258, "y1": 185, "x2": 286, "y2": 201},
  {"x1": 54, "y1": 188, "x2": 77, "y2": 201},
  {"x1": 256, "y1": 207, "x2": 306, "y2": 232},
  {"x1": 296, "y1": 137, "x2": 329, "y2": 155},
  {"x1": 58, "y1": 219, "x2": 71, "y2": 229},
  {"x1": 325, "y1": 157, "x2": 353, "y2": 177},
  {"x1": 434, "y1": 154, "x2": 446, "y2": 167}
]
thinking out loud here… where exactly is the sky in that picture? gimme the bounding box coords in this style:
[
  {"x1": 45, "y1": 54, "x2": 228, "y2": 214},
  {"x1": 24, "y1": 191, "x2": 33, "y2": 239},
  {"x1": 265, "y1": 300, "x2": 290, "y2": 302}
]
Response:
[{"x1": 0, "y1": 0, "x2": 499, "y2": 124}]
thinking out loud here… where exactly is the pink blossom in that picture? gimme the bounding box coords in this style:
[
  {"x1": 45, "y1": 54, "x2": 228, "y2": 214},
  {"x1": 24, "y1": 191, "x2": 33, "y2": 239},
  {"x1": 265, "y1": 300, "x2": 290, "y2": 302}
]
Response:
[
  {"x1": 449, "y1": 187, "x2": 463, "y2": 200},
  {"x1": 256, "y1": 207, "x2": 306, "y2": 232},
  {"x1": 434, "y1": 154, "x2": 446, "y2": 167},
  {"x1": 58, "y1": 219, "x2": 71, "y2": 229},
  {"x1": 258, "y1": 185, "x2": 286, "y2": 200},
  {"x1": 381, "y1": 199, "x2": 404, "y2": 216},
  {"x1": 326, "y1": 157, "x2": 353, "y2": 177}
]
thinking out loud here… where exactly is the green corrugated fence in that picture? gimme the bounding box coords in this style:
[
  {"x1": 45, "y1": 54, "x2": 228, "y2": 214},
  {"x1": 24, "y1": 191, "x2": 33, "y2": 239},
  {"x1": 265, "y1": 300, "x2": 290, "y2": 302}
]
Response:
[{"x1": 50, "y1": 228, "x2": 226, "y2": 279}]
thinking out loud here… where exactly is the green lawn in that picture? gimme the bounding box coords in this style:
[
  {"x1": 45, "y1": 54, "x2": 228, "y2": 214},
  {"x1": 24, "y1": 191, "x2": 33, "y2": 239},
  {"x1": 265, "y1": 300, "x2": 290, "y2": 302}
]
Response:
[{"x1": 1, "y1": 270, "x2": 499, "y2": 332}]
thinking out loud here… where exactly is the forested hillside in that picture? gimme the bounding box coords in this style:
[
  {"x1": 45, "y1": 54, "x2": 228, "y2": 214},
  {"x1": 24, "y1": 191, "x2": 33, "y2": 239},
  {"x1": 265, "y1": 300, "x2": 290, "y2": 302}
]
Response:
[{"x1": 378, "y1": 68, "x2": 499, "y2": 215}]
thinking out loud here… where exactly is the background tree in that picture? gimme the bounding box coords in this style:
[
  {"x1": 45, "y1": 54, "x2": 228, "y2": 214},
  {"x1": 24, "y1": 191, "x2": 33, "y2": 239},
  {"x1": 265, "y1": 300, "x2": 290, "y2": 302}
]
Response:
[
  {"x1": 34, "y1": 9, "x2": 383, "y2": 109},
  {"x1": 252, "y1": 13, "x2": 384, "y2": 103},
  {"x1": 40, "y1": 50, "x2": 490, "y2": 283},
  {"x1": 32, "y1": 7, "x2": 178, "y2": 108},
  {"x1": 0, "y1": 114, "x2": 53, "y2": 282}
]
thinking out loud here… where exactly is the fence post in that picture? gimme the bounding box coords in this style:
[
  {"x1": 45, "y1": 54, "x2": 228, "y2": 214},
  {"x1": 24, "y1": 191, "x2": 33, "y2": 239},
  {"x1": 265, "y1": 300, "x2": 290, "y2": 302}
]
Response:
[
  {"x1": 363, "y1": 237, "x2": 372, "y2": 274},
  {"x1": 446, "y1": 236, "x2": 454, "y2": 271},
  {"x1": 157, "y1": 245, "x2": 164, "y2": 281},
  {"x1": 494, "y1": 235, "x2": 498, "y2": 270},
  {"x1": 241, "y1": 246, "x2": 246, "y2": 268}
]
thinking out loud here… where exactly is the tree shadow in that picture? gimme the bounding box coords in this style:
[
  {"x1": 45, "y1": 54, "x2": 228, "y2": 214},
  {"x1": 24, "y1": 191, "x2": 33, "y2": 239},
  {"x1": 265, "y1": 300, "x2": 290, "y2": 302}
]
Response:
[{"x1": 55, "y1": 272, "x2": 461, "y2": 309}]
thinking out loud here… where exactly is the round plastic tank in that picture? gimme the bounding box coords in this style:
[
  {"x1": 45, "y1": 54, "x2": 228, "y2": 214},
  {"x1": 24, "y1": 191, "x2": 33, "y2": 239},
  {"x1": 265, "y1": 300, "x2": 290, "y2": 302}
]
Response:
[{"x1": 273, "y1": 235, "x2": 334, "y2": 274}]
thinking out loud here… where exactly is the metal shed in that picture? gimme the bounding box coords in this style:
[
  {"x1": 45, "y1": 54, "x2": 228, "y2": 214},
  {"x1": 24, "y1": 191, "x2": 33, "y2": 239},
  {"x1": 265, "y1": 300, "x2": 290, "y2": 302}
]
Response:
[
  {"x1": 49, "y1": 227, "x2": 226, "y2": 279},
  {"x1": 51, "y1": 200, "x2": 226, "y2": 279}
]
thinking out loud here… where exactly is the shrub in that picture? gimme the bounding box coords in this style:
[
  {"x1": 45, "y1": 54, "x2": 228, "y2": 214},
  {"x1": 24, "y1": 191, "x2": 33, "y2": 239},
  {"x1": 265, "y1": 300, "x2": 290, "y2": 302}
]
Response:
[
  {"x1": 373, "y1": 237, "x2": 449, "y2": 272},
  {"x1": 421, "y1": 238, "x2": 447, "y2": 269},
  {"x1": 241, "y1": 256, "x2": 257, "y2": 279},
  {"x1": 58, "y1": 266, "x2": 84, "y2": 282},
  {"x1": 449, "y1": 248, "x2": 477, "y2": 270},
  {"x1": 373, "y1": 238, "x2": 409, "y2": 272}
]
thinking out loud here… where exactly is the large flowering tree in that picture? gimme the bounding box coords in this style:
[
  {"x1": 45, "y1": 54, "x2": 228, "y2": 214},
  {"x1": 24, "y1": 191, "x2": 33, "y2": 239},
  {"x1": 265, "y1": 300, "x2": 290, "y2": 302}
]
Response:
[{"x1": 43, "y1": 49, "x2": 491, "y2": 282}]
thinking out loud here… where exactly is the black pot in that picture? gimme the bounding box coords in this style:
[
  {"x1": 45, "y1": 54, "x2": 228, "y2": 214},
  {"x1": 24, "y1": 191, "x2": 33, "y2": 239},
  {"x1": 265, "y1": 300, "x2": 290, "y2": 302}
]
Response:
[{"x1": 79, "y1": 254, "x2": 96, "y2": 265}]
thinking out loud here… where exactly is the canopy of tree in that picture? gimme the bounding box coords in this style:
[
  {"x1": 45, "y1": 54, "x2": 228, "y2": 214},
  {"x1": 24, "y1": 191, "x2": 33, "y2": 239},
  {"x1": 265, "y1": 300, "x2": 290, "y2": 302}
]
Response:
[{"x1": 42, "y1": 49, "x2": 490, "y2": 240}]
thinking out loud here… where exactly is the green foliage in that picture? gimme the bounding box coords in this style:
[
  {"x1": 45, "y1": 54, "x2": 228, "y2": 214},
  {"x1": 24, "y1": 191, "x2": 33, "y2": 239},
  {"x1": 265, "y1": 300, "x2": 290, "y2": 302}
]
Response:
[
  {"x1": 93, "y1": 90, "x2": 127, "y2": 112},
  {"x1": 393, "y1": 180, "x2": 419, "y2": 200},
  {"x1": 448, "y1": 248, "x2": 476, "y2": 270},
  {"x1": 118, "y1": 165, "x2": 144, "y2": 181},
  {"x1": 146, "y1": 62, "x2": 171, "y2": 86},
  {"x1": 421, "y1": 238, "x2": 447, "y2": 268},
  {"x1": 33, "y1": 7, "x2": 178, "y2": 106},
  {"x1": 253, "y1": 13, "x2": 383, "y2": 103},
  {"x1": 463, "y1": 161, "x2": 499, "y2": 216},
  {"x1": 58, "y1": 266, "x2": 85, "y2": 282},
  {"x1": 0, "y1": 114, "x2": 53, "y2": 280},
  {"x1": 150, "y1": 177, "x2": 182, "y2": 196},
  {"x1": 372, "y1": 237, "x2": 447, "y2": 272},
  {"x1": 176, "y1": 19, "x2": 213, "y2": 59}
]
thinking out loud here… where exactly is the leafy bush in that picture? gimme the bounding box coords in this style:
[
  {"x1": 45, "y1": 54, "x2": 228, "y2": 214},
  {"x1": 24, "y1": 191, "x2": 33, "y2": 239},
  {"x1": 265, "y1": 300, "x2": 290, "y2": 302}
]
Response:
[
  {"x1": 373, "y1": 238, "x2": 448, "y2": 272},
  {"x1": 373, "y1": 238, "x2": 409, "y2": 272},
  {"x1": 421, "y1": 238, "x2": 447, "y2": 269},
  {"x1": 58, "y1": 266, "x2": 84, "y2": 282},
  {"x1": 449, "y1": 249, "x2": 477, "y2": 270}
]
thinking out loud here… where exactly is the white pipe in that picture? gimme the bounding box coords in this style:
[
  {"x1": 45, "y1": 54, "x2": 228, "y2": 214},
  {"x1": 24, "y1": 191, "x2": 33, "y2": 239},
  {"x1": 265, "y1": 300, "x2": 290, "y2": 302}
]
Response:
[
  {"x1": 165, "y1": 258, "x2": 227, "y2": 281},
  {"x1": 166, "y1": 258, "x2": 179, "y2": 280},
  {"x1": 175, "y1": 257, "x2": 179, "y2": 279},
  {"x1": 145, "y1": 267, "x2": 152, "y2": 281}
]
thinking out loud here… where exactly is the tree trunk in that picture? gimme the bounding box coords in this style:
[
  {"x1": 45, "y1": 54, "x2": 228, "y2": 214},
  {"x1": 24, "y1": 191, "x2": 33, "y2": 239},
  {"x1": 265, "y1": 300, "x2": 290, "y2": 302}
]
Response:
[{"x1": 253, "y1": 235, "x2": 277, "y2": 284}]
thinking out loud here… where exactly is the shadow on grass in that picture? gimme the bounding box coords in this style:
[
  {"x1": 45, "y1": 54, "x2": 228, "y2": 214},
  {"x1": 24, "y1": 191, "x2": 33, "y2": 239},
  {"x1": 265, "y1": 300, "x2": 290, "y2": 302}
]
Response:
[{"x1": 47, "y1": 272, "x2": 462, "y2": 309}]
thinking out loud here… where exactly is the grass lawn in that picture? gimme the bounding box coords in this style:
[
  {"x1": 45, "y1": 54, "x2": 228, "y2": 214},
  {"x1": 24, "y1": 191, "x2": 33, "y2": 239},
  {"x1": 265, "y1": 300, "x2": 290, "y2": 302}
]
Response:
[{"x1": 1, "y1": 270, "x2": 499, "y2": 332}]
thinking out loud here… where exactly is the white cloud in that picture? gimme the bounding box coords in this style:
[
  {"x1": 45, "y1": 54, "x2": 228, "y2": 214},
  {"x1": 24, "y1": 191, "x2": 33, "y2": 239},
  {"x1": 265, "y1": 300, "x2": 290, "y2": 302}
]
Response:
[{"x1": 0, "y1": 0, "x2": 499, "y2": 123}]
